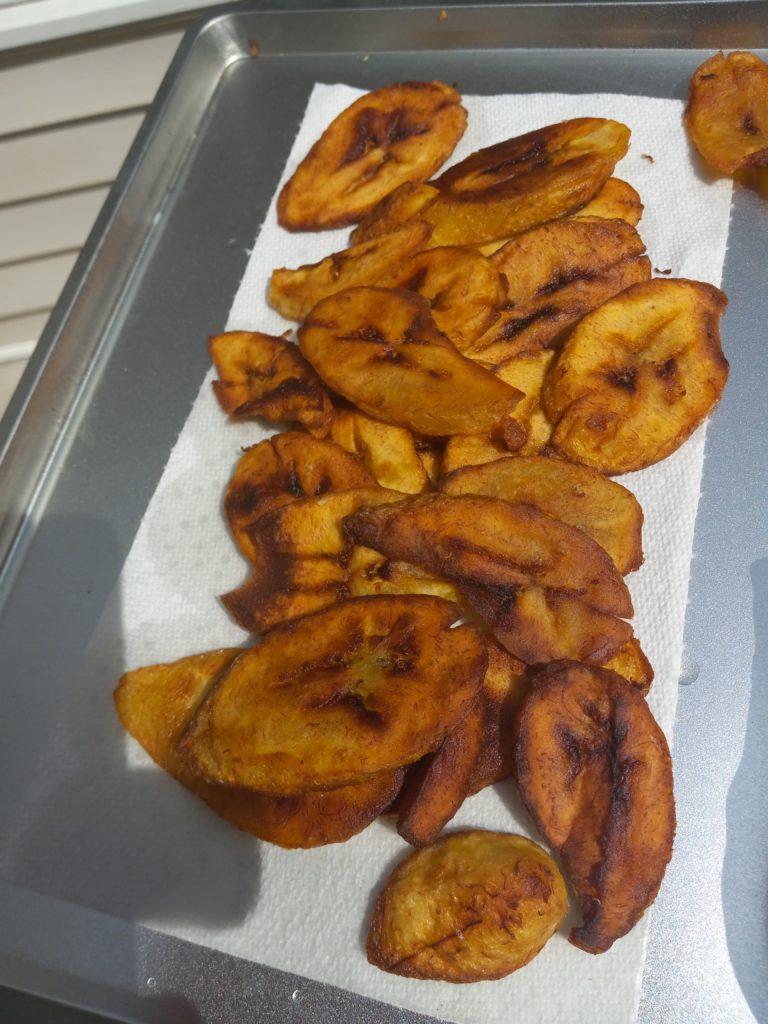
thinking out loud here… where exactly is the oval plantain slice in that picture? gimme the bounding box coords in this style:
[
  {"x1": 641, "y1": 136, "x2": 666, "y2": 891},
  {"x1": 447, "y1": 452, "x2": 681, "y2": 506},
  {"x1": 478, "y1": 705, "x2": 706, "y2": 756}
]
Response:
[
  {"x1": 542, "y1": 278, "x2": 729, "y2": 474},
  {"x1": 180, "y1": 595, "x2": 487, "y2": 795},
  {"x1": 298, "y1": 287, "x2": 523, "y2": 437},
  {"x1": 420, "y1": 118, "x2": 631, "y2": 246},
  {"x1": 366, "y1": 830, "x2": 568, "y2": 981},
  {"x1": 225, "y1": 432, "x2": 376, "y2": 563},
  {"x1": 441, "y1": 454, "x2": 644, "y2": 575},
  {"x1": 210, "y1": 330, "x2": 333, "y2": 436},
  {"x1": 277, "y1": 81, "x2": 467, "y2": 231},
  {"x1": 515, "y1": 661, "x2": 675, "y2": 953},
  {"x1": 350, "y1": 181, "x2": 440, "y2": 244},
  {"x1": 269, "y1": 220, "x2": 433, "y2": 322},
  {"x1": 115, "y1": 649, "x2": 403, "y2": 848}
]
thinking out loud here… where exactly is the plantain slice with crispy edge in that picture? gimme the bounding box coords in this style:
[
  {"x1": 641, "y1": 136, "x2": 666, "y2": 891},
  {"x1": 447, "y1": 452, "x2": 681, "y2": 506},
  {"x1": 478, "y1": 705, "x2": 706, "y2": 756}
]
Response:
[
  {"x1": 298, "y1": 287, "x2": 522, "y2": 437},
  {"x1": 269, "y1": 220, "x2": 433, "y2": 322},
  {"x1": 685, "y1": 51, "x2": 768, "y2": 181},
  {"x1": 181, "y1": 595, "x2": 487, "y2": 795},
  {"x1": 571, "y1": 177, "x2": 644, "y2": 226},
  {"x1": 366, "y1": 830, "x2": 568, "y2": 982},
  {"x1": 344, "y1": 493, "x2": 633, "y2": 618},
  {"x1": 419, "y1": 118, "x2": 631, "y2": 247},
  {"x1": 468, "y1": 639, "x2": 530, "y2": 794},
  {"x1": 604, "y1": 636, "x2": 654, "y2": 694},
  {"x1": 222, "y1": 487, "x2": 404, "y2": 634},
  {"x1": 278, "y1": 81, "x2": 467, "y2": 231},
  {"x1": 328, "y1": 407, "x2": 431, "y2": 494},
  {"x1": 542, "y1": 278, "x2": 729, "y2": 474},
  {"x1": 439, "y1": 433, "x2": 515, "y2": 478},
  {"x1": 350, "y1": 181, "x2": 441, "y2": 244},
  {"x1": 114, "y1": 649, "x2": 404, "y2": 848},
  {"x1": 210, "y1": 330, "x2": 333, "y2": 436},
  {"x1": 515, "y1": 661, "x2": 675, "y2": 953},
  {"x1": 224, "y1": 432, "x2": 376, "y2": 563},
  {"x1": 442, "y1": 454, "x2": 644, "y2": 575}
]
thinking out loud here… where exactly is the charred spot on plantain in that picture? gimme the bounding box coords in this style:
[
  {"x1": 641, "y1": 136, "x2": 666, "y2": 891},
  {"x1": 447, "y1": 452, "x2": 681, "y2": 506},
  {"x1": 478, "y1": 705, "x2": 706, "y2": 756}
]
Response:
[
  {"x1": 585, "y1": 409, "x2": 617, "y2": 432},
  {"x1": 554, "y1": 723, "x2": 585, "y2": 789},
  {"x1": 493, "y1": 306, "x2": 560, "y2": 342},
  {"x1": 339, "y1": 325, "x2": 388, "y2": 344},
  {"x1": 605, "y1": 367, "x2": 638, "y2": 393},
  {"x1": 342, "y1": 107, "x2": 430, "y2": 166},
  {"x1": 482, "y1": 139, "x2": 549, "y2": 178},
  {"x1": 536, "y1": 268, "x2": 599, "y2": 297},
  {"x1": 741, "y1": 111, "x2": 760, "y2": 135}
]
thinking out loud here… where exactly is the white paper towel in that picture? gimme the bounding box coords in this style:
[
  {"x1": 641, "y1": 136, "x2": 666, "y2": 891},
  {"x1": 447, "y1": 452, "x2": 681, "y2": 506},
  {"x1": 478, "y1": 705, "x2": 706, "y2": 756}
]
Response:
[{"x1": 3, "y1": 85, "x2": 733, "y2": 1023}]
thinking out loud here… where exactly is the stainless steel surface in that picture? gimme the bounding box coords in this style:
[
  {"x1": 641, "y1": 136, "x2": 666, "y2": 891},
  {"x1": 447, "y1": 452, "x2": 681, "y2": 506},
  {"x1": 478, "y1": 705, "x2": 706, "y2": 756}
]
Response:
[{"x1": 0, "y1": 4, "x2": 766, "y2": 1022}]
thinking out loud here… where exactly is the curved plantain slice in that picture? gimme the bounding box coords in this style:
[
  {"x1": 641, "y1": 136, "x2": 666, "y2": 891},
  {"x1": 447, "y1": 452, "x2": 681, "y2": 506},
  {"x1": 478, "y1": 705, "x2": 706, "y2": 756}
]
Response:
[
  {"x1": 298, "y1": 287, "x2": 522, "y2": 437},
  {"x1": 604, "y1": 636, "x2": 654, "y2": 694},
  {"x1": 328, "y1": 408, "x2": 431, "y2": 493},
  {"x1": 542, "y1": 278, "x2": 729, "y2": 474},
  {"x1": 210, "y1": 330, "x2": 333, "y2": 436},
  {"x1": 442, "y1": 454, "x2": 644, "y2": 575},
  {"x1": 181, "y1": 595, "x2": 487, "y2": 795},
  {"x1": 366, "y1": 830, "x2": 568, "y2": 982},
  {"x1": 225, "y1": 432, "x2": 376, "y2": 563},
  {"x1": 420, "y1": 118, "x2": 631, "y2": 246},
  {"x1": 269, "y1": 221, "x2": 432, "y2": 322},
  {"x1": 468, "y1": 639, "x2": 530, "y2": 794},
  {"x1": 684, "y1": 51, "x2": 768, "y2": 177},
  {"x1": 350, "y1": 181, "x2": 440, "y2": 244},
  {"x1": 515, "y1": 662, "x2": 675, "y2": 953},
  {"x1": 278, "y1": 81, "x2": 467, "y2": 230},
  {"x1": 348, "y1": 545, "x2": 461, "y2": 603},
  {"x1": 114, "y1": 650, "x2": 403, "y2": 848},
  {"x1": 493, "y1": 350, "x2": 556, "y2": 454},
  {"x1": 571, "y1": 177, "x2": 644, "y2": 226},
  {"x1": 344, "y1": 493, "x2": 633, "y2": 618},
  {"x1": 375, "y1": 245, "x2": 507, "y2": 350}
]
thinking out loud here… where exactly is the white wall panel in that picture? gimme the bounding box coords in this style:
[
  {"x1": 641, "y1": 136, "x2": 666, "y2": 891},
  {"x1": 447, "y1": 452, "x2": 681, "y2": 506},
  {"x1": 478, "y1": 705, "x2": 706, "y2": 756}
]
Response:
[
  {"x1": 0, "y1": 249, "x2": 77, "y2": 318},
  {"x1": 0, "y1": 187, "x2": 109, "y2": 264}
]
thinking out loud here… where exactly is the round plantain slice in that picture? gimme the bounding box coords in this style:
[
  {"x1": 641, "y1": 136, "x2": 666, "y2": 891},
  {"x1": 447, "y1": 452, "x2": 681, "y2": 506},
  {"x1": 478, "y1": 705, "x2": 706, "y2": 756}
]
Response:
[
  {"x1": 181, "y1": 595, "x2": 487, "y2": 795},
  {"x1": 542, "y1": 278, "x2": 729, "y2": 474},
  {"x1": 298, "y1": 287, "x2": 523, "y2": 437},
  {"x1": 278, "y1": 81, "x2": 467, "y2": 231},
  {"x1": 366, "y1": 830, "x2": 568, "y2": 981},
  {"x1": 515, "y1": 661, "x2": 675, "y2": 953}
]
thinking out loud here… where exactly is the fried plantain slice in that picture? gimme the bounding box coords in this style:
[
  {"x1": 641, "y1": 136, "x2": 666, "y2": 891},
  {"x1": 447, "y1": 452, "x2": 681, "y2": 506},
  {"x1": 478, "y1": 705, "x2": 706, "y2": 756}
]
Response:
[
  {"x1": 344, "y1": 493, "x2": 633, "y2": 617},
  {"x1": 466, "y1": 218, "x2": 651, "y2": 366},
  {"x1": 439, "y1": 433, "x2": 514, "y2": 477},
  {"x1": 222, "y1": 487, "x2": 404, "y2": 633},
  {"x1": 571, "y1": 177, "x2": 644, "y2": 226},
  {"x1": 420, "y1": 118, "x2": 631, "y2": 246},
  {"x1": 348, "y1": 545, "x2": 461, "y2": 603},
  {"x1": 298, "y1": 287, "x2": 522, "y2": 437},
  {"x1": 684, "y1": 51, "x2": 768, "y2": 180},
  {"x1": 442, "y1": 454, "x2": 644, "y2": 575},
  {"x1": 515, "y1": 661, "x2": 675, "y2": 953},
  {"x1": 328, "y1": 408, "x2": 430, "y2": 493},
  {"x1": 225, "y1": 432, "x2": 376, "y2": 563},
  {"x1": 604, "y1": 636, "x2": 654, "y2": 694},
  {"x1": 492, "y1": 350, "x2": 556, "y2": 454},
  {"x1": 375, "y1": 246, "x2": 507, "y2": 350},
  {"x1": 542, "y1": 278, "x2": 729, "y2": 474},
  {"x1": 115, "y1": 650, "x2": 403, "y2": 848},
  {"x1": 350, "y1": 181, "x2": 441, "y2": 244},
  {"x1": 181, "y1": 595, "x2": 487, "y2": 795},
  {"x1": 278, "y1": 81, "x2": 467, "y2": 230},
  {"x1": 366, "y1": 830, "x2": 568, "y2": 981},
  {"x1": 269, "y1": 221, "x2": 433, "y2": 322},
  {"x1": 210, "y1": 330, "x2": 333, "y2": 435},
  {"x1": 468, "y1": 639, "x2": 530, "y2": 793}
]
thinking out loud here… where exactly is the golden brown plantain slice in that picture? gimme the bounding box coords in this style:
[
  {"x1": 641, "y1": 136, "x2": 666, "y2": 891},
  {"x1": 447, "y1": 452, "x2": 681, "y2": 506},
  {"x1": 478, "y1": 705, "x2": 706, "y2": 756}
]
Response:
[
  {"x1": 115, "y1": 650, "x2": 403, "y2": 848},
  {"x1": 269, "y1": 221, "x2": 433, "y2": 321},
  {"x1": 684, "y1": 51, "x2": 768, "y2": 180},
  {"x1": 181, "y1": 595, "x2": 487, "y2": 795},
  {"x1": 210, "y1": 330, "x2": 333, "y2": 435},
  {"x1": 604, "y1": 636, "x2": 654, "y2": 694},
  {"x1": 278, "y1": 81, "x2": 467, "y2": 230},
  {"x1": 350, "y1": 181, "x2": 440, "y2": 244},
  {"x1": 492, "y1": 350, "x2": 556, "y2": 454},
  {"x1": 542, "y1": 278, "x2": 729, "y2": 474},
  {"x1": 328, "y1": 408, "x2": 430, "y2": 493},
  {"x1": 468, "y1": 639, "x2": 530, "y2": 793},
  {"x1": 225, "y1": 432, "x2": 375, "y2": 563},
  {"x1": 348, "y1": 545, "x2": 460, "y2": 603},
  {"x1": 375, "y1": 245, "x2": 507, "y2": 350},
  {"x1": 515, "y1": 661, "x2": 675, "y2": 953},
  {"x1": 420, "y1": 118, "x2": 631, "y2": 246},
  {"x1": 571, "y1": 177, "x2": 644, "y2": 226},
  {"x1": 366, "y1": 830, "x2": 568, "y2": 981},
  {"x1": 222, "y1": 487, "x2": 403, "y2": 633},
  {"x1": 439, "y1": 433, "x2": 514, "y2": 477},
  {"x1": 298, "y1": 287, "x2": 522, "y2": 437},
  {"x1": 442, "y1": 454, "x2": 644, "y2": 574},
  {"x1": 344, "y1": 493, "x2": 633, "y2": 617}
]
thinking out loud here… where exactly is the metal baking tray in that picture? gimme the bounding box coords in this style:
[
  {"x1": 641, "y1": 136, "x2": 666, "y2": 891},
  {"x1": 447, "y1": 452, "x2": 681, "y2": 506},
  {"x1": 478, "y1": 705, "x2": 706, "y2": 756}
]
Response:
[{"x1": 1, "y1": 3, "x2": 767, "y2": 1021}]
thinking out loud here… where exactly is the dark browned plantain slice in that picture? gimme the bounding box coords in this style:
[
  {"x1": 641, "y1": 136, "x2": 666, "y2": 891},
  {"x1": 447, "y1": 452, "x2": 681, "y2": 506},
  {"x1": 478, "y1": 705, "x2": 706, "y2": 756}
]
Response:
[
  {"x1": 210, "y1": 330, "x2": 333, "y2": 436},
  {"x1": 181, "y1": 595, "x2": 487, "y2": 795},
  {"x1": 298, "y1": 287, "x2": 522, "y2": 437},
  {"x1": 115, "y1": 650, "x2": 403, "y2": 848},
  {"x1": 515, "y1": 661, "x2": 675, "y2": 953},
  {"x1": 468, "y1": 639, "x2": 530, "y2": 793},
  {"x1": 367, "y1": 830, "x2": 568, "y2": 981},
  {"x1": 350, "y1": 181, "x2": 440, "y2": 244},
  {"x1": 542, "y1": 278, "x2": 729, "y2": 474},
  {"x1": 328, "y1": 408, "x2": 431, "y2": 493},
  {"x1": 420, "y1": 118, "x2": 631, "y2": 246},
  {"x1": 278, "y1": 81, "x2": 467, "y2": 230},
  {"x1": 225, "y1": 432, "x2": 375, "y2": 563},
  {"x1": 442, "y1": 454, "x2": 644, "y2": 575}
]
